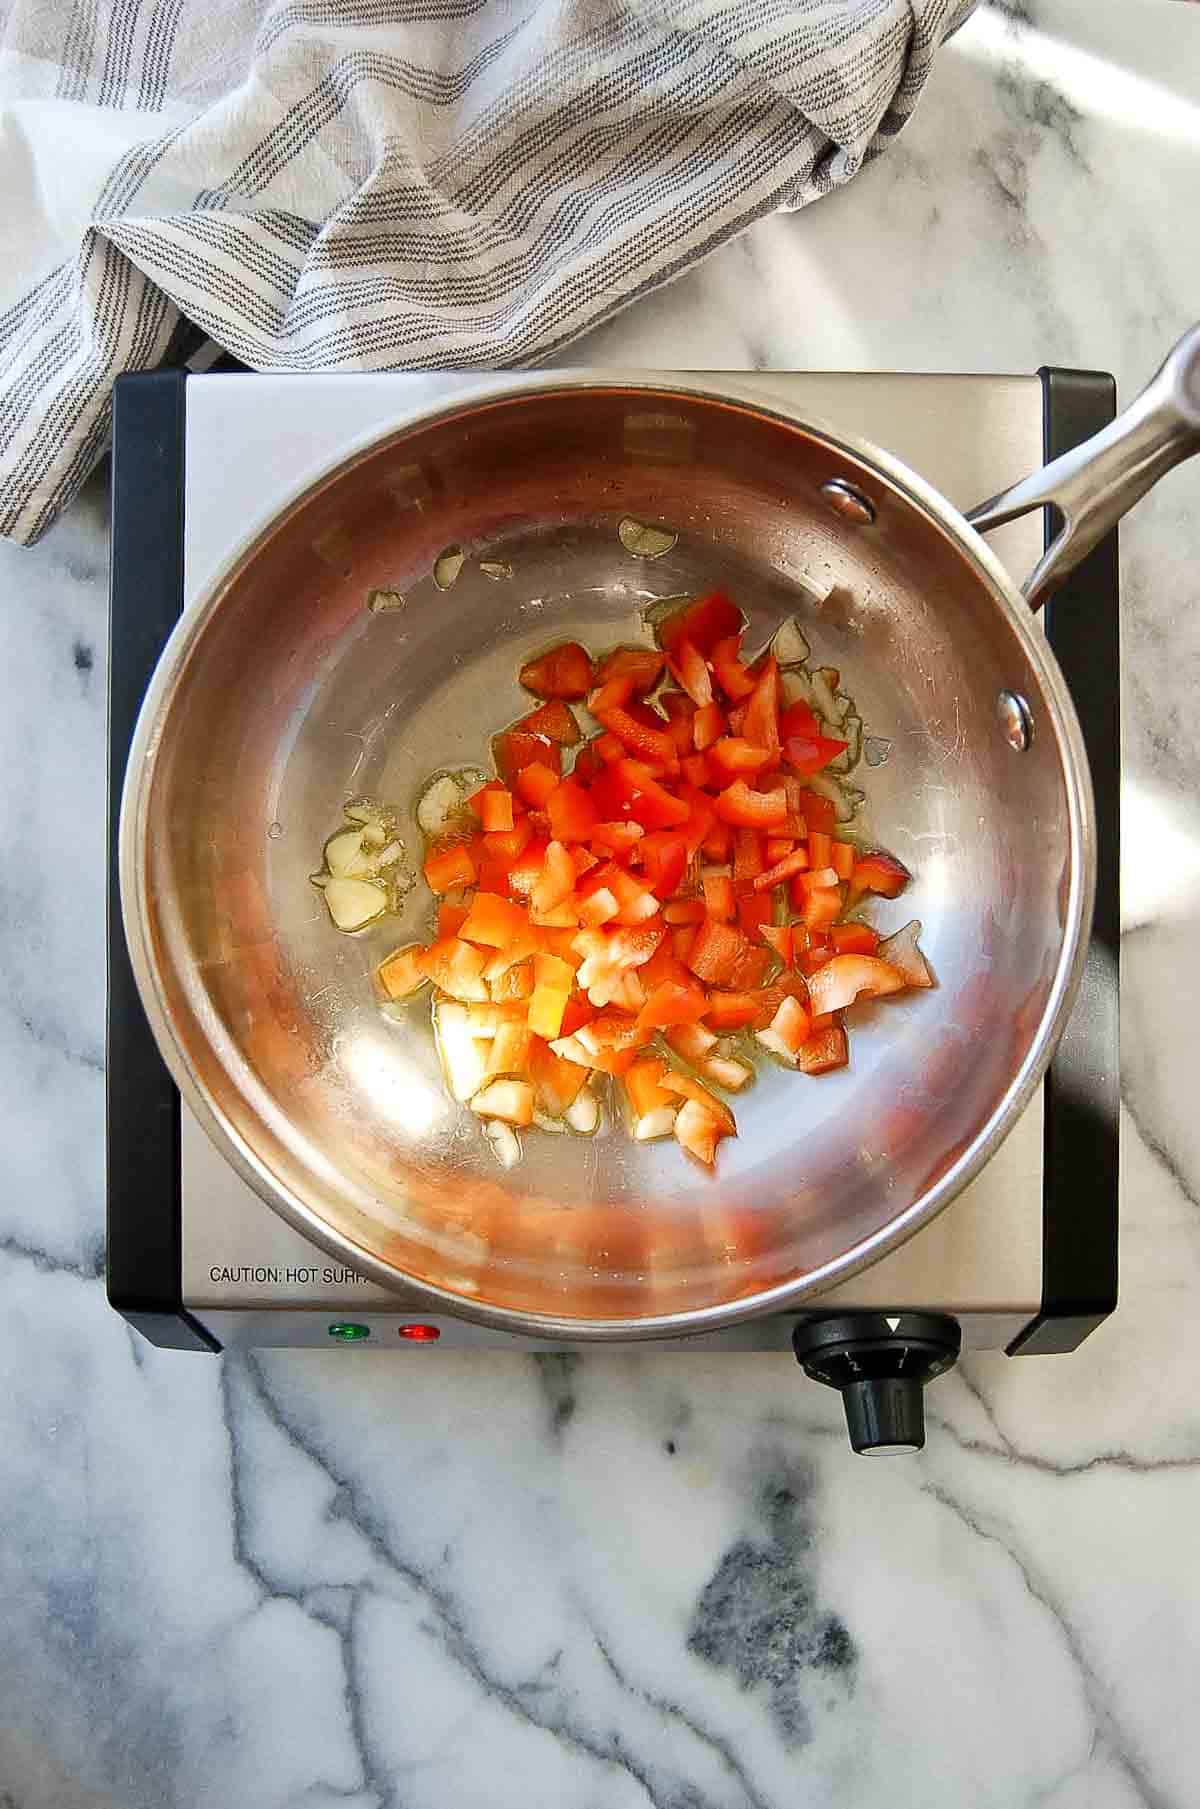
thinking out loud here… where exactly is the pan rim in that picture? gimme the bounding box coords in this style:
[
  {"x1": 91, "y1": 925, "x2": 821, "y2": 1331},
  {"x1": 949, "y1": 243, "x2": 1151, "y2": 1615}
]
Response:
[{"x1": 119, "y1": 370, "x2": 1096, "y2": 1338}]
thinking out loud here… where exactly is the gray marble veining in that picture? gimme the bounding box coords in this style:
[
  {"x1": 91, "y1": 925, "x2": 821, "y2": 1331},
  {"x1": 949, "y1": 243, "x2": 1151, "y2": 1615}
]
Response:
[{"x1": 3, "y1": 2, "x2": 1200, "y2": 1805}]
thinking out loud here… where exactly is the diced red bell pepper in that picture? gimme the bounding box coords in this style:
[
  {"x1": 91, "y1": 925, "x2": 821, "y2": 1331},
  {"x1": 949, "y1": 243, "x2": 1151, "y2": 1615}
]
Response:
[
  {"x1": 692, "y1": 702, "x2": 726, "y2": 751},
  {"x1": 831, "y1": 922, "x2": 881, "y2": 956},
  {"x1": 728, "y1": 942, "x2": 771, "y2": 990},
  {"x1": 671, "y1": 925, "x2": 697, "y2": 964},
  {"x1": 764, "y1": 836, "x2": 795, "y2": 864},
  {"x1": 750, "y1": 973, "x2": 810, "y2": 1029},
  {"x1": 572, "y1": 743, "x2": 602, "y2": 784},
  {"x1": 709, "y1": 634, "x2": 756, "y2": 701},
  {"x1": 807, "y1": 830, "x2": 832, "y2": 870},
  {"x1": 736, "y1": 892, "x2": 772, "y2": 936},
  {"x1": 673, "y1": 1099, "x2": 728, "y2": 1167},
  {"x1": 492, "y1": 961, "x2": 534, "y2": 1001},
  {"x1": 732, "y1": 827, "x2": 763, "y2": 892},
  {"x1": 637, "y1": 829, "x2": 689, "y2": 899},
  {"x1": 676, "y1": 784, "x2": 716, "y2": 857},
  {"x1": 609, "y1": 868, "x2": 661, "y2": 926},
  {"x1": 784, "y1": 733, "x2": 847, "y2": 777},
  {"x1": 546, "y1": 778, "x2": 598, "y2": 844},
  {"x1": 576, "y1": 858, "x2": 622, "y2": 901},
  {"x1": 702, "y1": 820, "x2": 732, "y2": 863},
  {"x1": 579, "y1": 1007, "x2": 653, "y2": 1052},
  {"x1": 637, "y1": 980, "x2": 709, "y2": 1032},
  {"x1": 658, "y1": 591, "x2": 743, "y2": 657},
  {"x1": 595, "y1": 732, "x2": 625, "y2": 764},
  {"x1": 459, "y1": 891, "x2": 529, "y2": 949},
  {"x1": 506, "y1": 837, "x2": 550, "y2": 898},
  {"x1": 560, "y1": 997, "x2": 598, "y2": 1037},
  {"x1": 534, "y1": 951, "x2": 575, "y2": 993},
  {"x1": 487, "y1": 820, "x2": 533, "y2": 863},
  {"x1": 423, "y1": 840, "x2": 477, "y2": 894},
  {"x1": 513, "y1": 763, "x2": 560, "y2": 808},
  {"x1": 714, "y1": 780, "x2": 788, "y2": 830},
  {"x1": 640, "y1": 936, "x2": 696, "y2": 991},
  {"x1": 708, "y1": 737, "x2": 773, "y2": 781},
  {"x1": 521, "y1": 699, "x2": 581, "y2": 746},
  {"x1": 577, "y1": 887, "x2": 619, "y2": 927},
  {"x1": 666, "y1": 637, "x2": 713, "y2": 708},
  {"x1": 681, "y1": 754, "x2": 710, "y2": 789},
  {"x1": 493, "y1": 727, "x2": 561, "y2": 783},
  {"x1": 779, "y1": 701, "x2": 822, "y2": 741},
  {"x1": 475, "y1": 857, "x2": 513, "y2": 896},
  {"x1": 659, "y1": 1070, "x2": 737, "y2": 1136},
  {"x1": 593, "y1": 647, "x2": 665, "y2": 695},
  {"x1": 760, "y1": 994, "x2": 813, "y2": 1058},
  {"x1": 415, "y1": 936, "x2": 488, "y2": 1002},
  {"x1": 529, "y1": 1036, "x2": 589, "y2": 1114},
  {"x1": 437, "y1": 901, "x2": 470, "y2": 940},
  {"x1": 752, "y1": 846, "x2": 810, "y2": 892},
  {"x1": 799, "y1": 787, "x2": 837, "y2": 835},
  {"x1": 659, "y1": 691, "x2": 697, "y2": 757},
  {"x1": 664, "y1": 899, "x2": 706, "y2": 924},
  {"x1": 570, "y1": 846, "x2": 598, "y2": 877},
  {"x1": 542, "y1": 926, "x2": 585, "y2": 966},
  {"x1": 519, "y1": 641, "x2": 593, "y2": 699},
  {"x1": 625, "y1": 1056, "x2": 676, "y2": 1118},
  {"x1": 795, "y1": 1022, "x2": 849, "y2": 1075},
  {"x1": 476, "y1": 787, "x2": 514, "y2": 832},
  {"x1": 591, "y1": 820, "x2": 644, "y2": 857},
  {"x1": 801, "y1": 885, "x2": 843, "y2": 934},
  {"x1": 847, "y1": 851, "x2": 911, "y2": 906},
  {"x1": 528, "y1": 983, "x2": 570, "y2": 1040},
  {"x1": 378, "y1": 944, "x2": 429, "y2": 999},
  {"x1": 686, "y1": 918, "x2": 752, "y2": 986},
  {"x1": 760, "y1": 924, "x2": 794, "y2": 965},
  {"x1": 591, "y1": 758, "x2": 690, "y2": 831},
  {"x1": 530, "y1": 840, "x2": 577, "y2": 916},
  {"x1": 586, "y1": 1045, "x2": 639, "y2": 1077},
  {"x1": 591, "y1": 691, "x2": 678, "y2": 770},
  {"x1": 468, "y1": 778, "x2": 512, "y2": 818},
  {"x1": 702, "y1": 871, "x2": 735, "y2": 922},
  {"x1": 741, "y1": 660, "x2": 780, "y2": 757},
  {"x1": 665, "y1": 1021, "x2": 718, "y2": 1064},
  {"x1": 831, "y1": 840, "x2": 856, "y2": 881},
  {"x1": 704, "y1": 990, "x2": 763, "y2": 1030}
]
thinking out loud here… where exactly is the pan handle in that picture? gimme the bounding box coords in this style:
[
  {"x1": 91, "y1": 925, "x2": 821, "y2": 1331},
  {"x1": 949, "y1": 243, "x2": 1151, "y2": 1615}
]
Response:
[{"x1": 967, "y1": 324, "x2": 1200, "y2": 610}]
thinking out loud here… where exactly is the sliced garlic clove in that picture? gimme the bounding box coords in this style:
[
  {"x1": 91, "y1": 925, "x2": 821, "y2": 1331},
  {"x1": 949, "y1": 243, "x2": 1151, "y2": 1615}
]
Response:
[
  {"x1": 366, "y1": 588, "x2": 405, "y2": 613},
  {"x1": 323, "y1": 877, "x2": 388, "y2": 931},
  {"x1": 770, "y1": 618, "x2": 811, "y2": 667},
  {"x1": 433, "y1": 545, "x2": 465, "y2": 590},
  {"x1": 618, "y1": 517, "x2": 678, "y2": 559},
  {"x1": 323, "y1": 828, "x2": 373, "y2": 877}
]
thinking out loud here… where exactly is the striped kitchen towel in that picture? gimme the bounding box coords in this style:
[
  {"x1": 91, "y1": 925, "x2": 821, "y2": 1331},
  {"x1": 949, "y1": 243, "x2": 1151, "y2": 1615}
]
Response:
[{"x1": 0, "y1": 0, "x2": 974, "y2": 546}]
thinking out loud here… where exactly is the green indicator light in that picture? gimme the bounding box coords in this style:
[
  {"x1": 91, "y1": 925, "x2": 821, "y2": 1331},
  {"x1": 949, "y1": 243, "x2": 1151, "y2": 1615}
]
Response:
[{"x1": 327, "y1": 1321, "x2": 371, "y2": 1342}]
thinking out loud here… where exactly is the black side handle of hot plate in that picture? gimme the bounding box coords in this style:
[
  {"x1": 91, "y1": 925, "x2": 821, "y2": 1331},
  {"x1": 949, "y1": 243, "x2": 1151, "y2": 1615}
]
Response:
[{"x1": 792, "y1": 1312, "x2": 962, "y2": 1454}]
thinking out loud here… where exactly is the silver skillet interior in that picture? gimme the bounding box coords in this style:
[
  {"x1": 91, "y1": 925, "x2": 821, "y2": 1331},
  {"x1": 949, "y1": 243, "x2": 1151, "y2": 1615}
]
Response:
[{"x1": 120, "y1": 377, "x2": 1091, "y2": 1334}]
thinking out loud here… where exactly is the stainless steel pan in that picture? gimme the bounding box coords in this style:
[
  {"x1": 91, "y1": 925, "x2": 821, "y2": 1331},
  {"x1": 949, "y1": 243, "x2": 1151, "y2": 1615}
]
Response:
[{"x1": 120, "y1": 329, "x2": 1200, "y2": 1337}]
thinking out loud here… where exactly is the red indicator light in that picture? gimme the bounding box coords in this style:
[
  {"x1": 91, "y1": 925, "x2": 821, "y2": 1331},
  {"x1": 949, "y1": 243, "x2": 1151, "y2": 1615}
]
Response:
[{"x1": 398, "y1": 1323, "x2": 441, "y2": 1342}]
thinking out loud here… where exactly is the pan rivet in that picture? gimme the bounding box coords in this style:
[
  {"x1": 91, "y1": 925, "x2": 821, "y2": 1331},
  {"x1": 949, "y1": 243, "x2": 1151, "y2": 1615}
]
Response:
[
  {"x1": 997, "y1": 690, "x2": 1034, "y2": 751},
  {"x1": 820, "y1": 479, "x2": 876, "y2": 525}
]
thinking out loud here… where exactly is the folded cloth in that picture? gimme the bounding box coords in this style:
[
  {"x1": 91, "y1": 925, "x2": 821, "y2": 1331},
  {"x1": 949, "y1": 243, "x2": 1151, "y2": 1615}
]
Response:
[{"x1": 0, "y1": 0, "x2": 974, "y2": 546}]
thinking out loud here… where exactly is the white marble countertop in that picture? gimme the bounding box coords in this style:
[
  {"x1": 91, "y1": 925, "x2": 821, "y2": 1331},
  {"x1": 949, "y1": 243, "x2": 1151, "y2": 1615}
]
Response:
[{"x1": 4, "y1": 2, "x2": 1200, "y2": 1804}]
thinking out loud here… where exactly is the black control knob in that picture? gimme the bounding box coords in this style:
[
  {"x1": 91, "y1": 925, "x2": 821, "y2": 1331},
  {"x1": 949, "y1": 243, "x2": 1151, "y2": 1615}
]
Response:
[{"x1": 792, "y1": 1312, "x2": 962, "y2": 1454}]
